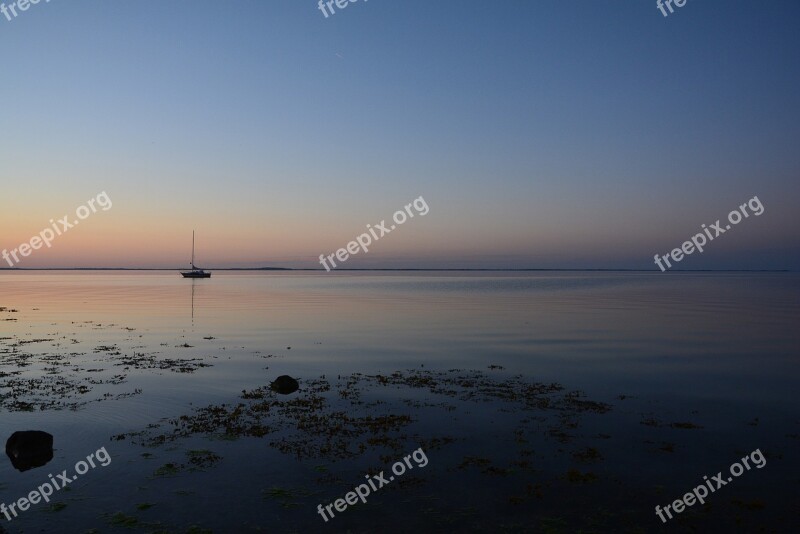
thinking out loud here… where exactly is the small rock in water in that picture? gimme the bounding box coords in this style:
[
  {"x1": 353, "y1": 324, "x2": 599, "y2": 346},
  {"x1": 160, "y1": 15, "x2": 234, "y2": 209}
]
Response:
[
  {"x1": 270, "y1": 375, "x2": 299, "y2": 395},
  {"x1": 6, "y1": 430, "x2": 54, "y2": 472}
]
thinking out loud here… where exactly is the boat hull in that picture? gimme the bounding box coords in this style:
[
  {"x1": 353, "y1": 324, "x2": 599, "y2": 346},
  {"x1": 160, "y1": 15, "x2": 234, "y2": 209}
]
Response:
[{"x1": 180, "y1": 272, "x2": 211, "y2": 278}]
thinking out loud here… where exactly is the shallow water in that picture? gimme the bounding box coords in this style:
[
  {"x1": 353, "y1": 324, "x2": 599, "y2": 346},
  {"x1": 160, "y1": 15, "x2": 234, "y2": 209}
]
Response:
[{"x1": 0, "y1": 271, "x2": 798, "y2": 532}]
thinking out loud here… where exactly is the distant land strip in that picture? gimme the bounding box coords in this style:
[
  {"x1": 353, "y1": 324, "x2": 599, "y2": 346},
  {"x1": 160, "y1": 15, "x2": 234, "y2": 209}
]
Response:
[{"x1": 0, "y1": 268, "x2": 792, "y2": 272}]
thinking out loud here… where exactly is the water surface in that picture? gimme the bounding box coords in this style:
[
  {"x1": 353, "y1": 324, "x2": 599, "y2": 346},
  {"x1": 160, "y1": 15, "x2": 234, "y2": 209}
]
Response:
[{"x1": 0, "y1": 271, "x2": 797, "y2": 532}]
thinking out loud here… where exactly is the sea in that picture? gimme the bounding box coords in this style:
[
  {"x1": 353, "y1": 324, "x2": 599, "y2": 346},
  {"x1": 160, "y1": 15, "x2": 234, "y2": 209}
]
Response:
[{"x1": 0, "y1": 271, "x2": 797, "y2": 532}]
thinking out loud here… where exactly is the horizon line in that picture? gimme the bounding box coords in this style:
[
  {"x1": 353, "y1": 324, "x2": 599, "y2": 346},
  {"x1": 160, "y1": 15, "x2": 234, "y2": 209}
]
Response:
[{"x1": 0, "y1": 267, "x2": 794, "y2": 273}]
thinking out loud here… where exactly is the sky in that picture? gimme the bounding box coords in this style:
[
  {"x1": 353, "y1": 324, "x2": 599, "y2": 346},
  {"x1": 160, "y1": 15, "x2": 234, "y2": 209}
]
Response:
[{"x1": 1, "y1": 0, "x2": 799, "y2": 269}]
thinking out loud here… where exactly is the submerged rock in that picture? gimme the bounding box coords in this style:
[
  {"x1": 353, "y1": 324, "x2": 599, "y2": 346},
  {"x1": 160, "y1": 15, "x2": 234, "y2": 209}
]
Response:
[
  {"x1": 270, "y1": 375, "x2": 299, "y2": 395},
  {"x1": 6, "y1": 430, "x2": 54, "y2": 472}
]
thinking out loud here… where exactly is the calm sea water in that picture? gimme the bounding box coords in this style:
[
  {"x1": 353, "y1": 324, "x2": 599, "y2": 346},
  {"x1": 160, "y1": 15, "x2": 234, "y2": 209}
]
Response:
[{"x1": 0, "y1": 271, "x2": 797, "y2": 532}]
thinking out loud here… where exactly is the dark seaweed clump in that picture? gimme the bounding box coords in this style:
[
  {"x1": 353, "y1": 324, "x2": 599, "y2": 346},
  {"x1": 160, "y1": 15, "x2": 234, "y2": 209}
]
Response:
[{"x1": 116, "y1": 369, "x2": 612, "y2": 464}]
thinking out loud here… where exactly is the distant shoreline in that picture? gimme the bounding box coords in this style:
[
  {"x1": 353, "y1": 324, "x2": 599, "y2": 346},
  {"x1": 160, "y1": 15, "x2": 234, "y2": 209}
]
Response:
[{"x1": 0, "y1": 268, "x2": 793, "y2": 273}]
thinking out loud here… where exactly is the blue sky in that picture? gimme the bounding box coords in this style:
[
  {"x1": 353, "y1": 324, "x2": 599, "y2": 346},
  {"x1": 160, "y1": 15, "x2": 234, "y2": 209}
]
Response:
[{"x1": 1, "y1": 0, "x2": 799, "y2": 269}]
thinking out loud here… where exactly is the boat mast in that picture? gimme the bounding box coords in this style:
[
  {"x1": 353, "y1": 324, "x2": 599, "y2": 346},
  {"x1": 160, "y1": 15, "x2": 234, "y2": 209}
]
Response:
[{"x1": 191, "y1": 230, "x2": 196, "y2": 269}]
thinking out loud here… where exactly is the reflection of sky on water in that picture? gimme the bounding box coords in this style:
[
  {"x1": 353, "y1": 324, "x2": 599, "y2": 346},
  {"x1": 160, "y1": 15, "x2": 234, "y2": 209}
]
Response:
[{"x1": 0, "y1": 271, "x2": 797, "y2": 531}]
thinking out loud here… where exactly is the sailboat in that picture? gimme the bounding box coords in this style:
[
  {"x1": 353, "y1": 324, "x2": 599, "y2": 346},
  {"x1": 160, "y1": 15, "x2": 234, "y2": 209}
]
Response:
[{"x1": 180, "y1": 231, "x2": 211, "y2": 278}]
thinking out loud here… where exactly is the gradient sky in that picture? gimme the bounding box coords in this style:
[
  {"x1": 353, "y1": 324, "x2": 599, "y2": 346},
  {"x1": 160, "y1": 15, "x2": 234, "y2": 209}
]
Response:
[{"x1": 1, "y1": 0, "x2": 799, "y2": 269}]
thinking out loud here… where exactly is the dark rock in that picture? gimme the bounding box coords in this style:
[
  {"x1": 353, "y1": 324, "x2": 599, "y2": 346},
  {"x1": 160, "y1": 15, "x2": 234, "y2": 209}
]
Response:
[
  {"x1": 6, "y1": 430, "x2": 54, "y2": 472},
  {"x1": 270, "y1": 375, "x2": 299, "y2": 395}
]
